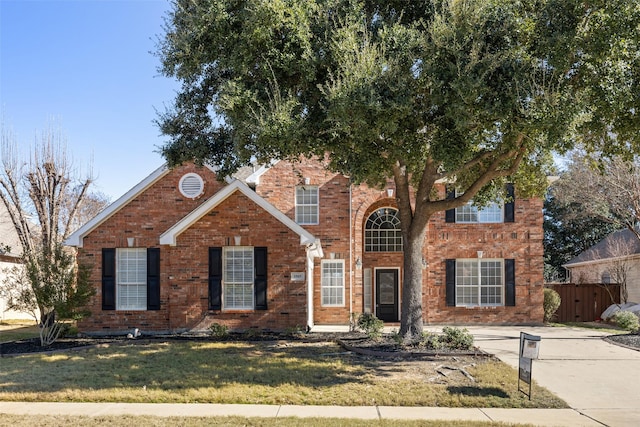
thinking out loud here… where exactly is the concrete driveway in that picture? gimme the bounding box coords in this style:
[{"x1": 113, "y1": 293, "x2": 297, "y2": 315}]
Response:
[{"x1": 464, "y1": 325, "x2": 640, "y2": 427}]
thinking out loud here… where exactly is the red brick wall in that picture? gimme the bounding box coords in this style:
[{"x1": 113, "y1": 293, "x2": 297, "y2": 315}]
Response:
[
  {"x1": 77, "y1": 159, "x2": 544, "y2": 333},
  {"x1": 77, "y1": 164, "x2": 308, "y2": 333},
  {"x1": 425, "y1": 195, "x2": 545, "y2": 324},
  {"x1": 256, "y1": 160, "x2": 354, "y2": 325},
  {"x1": 258, "y1": 158, "x2": 544, "y2": 325}
]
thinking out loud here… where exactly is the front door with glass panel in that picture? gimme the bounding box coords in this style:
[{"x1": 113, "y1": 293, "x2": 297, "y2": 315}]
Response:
[{"x1": 375, "y1": 269, "x2": 398, "y2": 322}]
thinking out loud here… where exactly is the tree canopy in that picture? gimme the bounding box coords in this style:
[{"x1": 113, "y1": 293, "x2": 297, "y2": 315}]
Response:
[{"x1": 156, "y1": 0, "x2": 640, "y2": 338}]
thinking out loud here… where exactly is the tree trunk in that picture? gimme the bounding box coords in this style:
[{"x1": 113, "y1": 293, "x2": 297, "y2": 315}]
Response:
[{"x1": 399, "y1": 225, "x2": 427, "y2": 342}]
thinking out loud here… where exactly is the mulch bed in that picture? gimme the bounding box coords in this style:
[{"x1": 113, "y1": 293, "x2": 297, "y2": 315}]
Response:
[{"x1": 3, "y1": 331, "x2": 639, "y2": 357}]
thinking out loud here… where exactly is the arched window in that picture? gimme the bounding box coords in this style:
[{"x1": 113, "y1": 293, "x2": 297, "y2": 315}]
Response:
[{"x1": 365, "y1": 208, "x2": 403, "y2": 252}]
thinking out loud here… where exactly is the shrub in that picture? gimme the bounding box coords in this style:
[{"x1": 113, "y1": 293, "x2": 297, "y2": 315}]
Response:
[
  {"x1": 543, "y1": 288, "x2": 561, "y2": 322},
  {"x1": 420, "y1": 331, "x2": 444, "y2": 350},
  {"x1": 208, "y1": 322, "x2": 229, "y2": 338},
  {"x1": 356, "y1": 313, "x2": 384, "y2": 339},
  {"x1": 440, "y1": 326, "x2": 474, "y2": 350},
  {"x1": 614, "y1": 311, "x2": 640, "y2": 332}
]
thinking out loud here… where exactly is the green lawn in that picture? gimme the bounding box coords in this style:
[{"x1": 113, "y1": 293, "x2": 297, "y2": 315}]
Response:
[
  {"x1": 0, "y1": 339, "x2": 565, "y2": 409},
  {"x1": 0, "y1": 321, "x2": 39, "y2": 343},
  {"x1": 0, "y1": 414, "x2": 535, "y2": 427}
]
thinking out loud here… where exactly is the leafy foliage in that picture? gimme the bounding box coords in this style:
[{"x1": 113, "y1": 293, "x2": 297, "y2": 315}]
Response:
[
  {"x1": 543, "y1": 185, "x2": 620, "y2": 282},
  {"x1": 614, "y1": 311, "x2": 640, "y2": 333},
  {"x1": 440, "y1": 326, "x2": 474, "y2": 350},
  {"x1": 356, "y1": 313, "x2": 384, "y2": 339},
  {"x1": 543, "y1": 288, "x2": 561, "y2": 322},
  {"x1": 156, "y1": 0, "x2": 640, "y2": 338},
  {"x1": 208, "y1": 322, "x2": 229, "y2": 338}
]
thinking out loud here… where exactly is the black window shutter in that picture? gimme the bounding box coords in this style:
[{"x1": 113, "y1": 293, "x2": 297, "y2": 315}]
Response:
[
  {"x1": 254, "y1": 247, "x2": 268, "y2": 310},
  {"x1": 445, "y1": 187, "x2": 456, "y2": 223},
  {"x1": 209, "y1": 247, "x2": 222, "y2": 310},
  {"x1": 504, "y1": 183, "x2": 515, "y2": 223},
  {"x1": 445, "y1": 259, "x2": 456, "y2": 306},
  {"x1": 147, "y1": 248, "x2": 161, "y2": 310},
  {"x1": 505, "y1": 259, "x2": 516, "y2": 306},
  {"x1": 102, "y1": 248, "x2": 116, "y2": 310}
]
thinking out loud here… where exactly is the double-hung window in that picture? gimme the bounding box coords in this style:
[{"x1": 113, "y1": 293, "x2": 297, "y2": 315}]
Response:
[
  {"x1": 321, "y1": 260, "x2": 344, "y2": 306},
  {"x1": 223, "y1": 247, "x2": 254, "y2": 310},
  {"x1": 455, "y1": 201, "x2": 503, "y2": 223},
  {"x1": 116, "y1": 248, "x2": 147, "y2": 310},
  {"x1": 455, "y1": 259, "x2": 504, "y2": 306},
  {"x1": 295, "y1": 186, "x2": 319, "y2": 224},
  {"x1": 446, "y1": 185, "x2": 515, "y2": 223}
]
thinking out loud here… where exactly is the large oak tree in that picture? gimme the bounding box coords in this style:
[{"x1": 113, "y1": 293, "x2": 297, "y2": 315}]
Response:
[{"x1": 156, "y1": 0, "x2": 640, "y2": 340}]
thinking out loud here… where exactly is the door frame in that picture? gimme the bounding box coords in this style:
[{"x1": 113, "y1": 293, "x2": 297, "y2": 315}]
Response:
[{"x1": 374, "y1": 267, "x2": 401, "y2": 322}]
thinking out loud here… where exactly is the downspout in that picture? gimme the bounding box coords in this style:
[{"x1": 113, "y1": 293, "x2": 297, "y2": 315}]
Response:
[{"x1": 306, "y1": 243, "x2": 316, "y2": 331}]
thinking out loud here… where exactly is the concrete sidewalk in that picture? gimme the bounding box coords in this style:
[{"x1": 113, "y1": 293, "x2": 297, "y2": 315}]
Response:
[
  {"x1": 2, "y1": 325, "x2": 640, "y2": 426},
  {"x1": 0, "y1": 401, "x2": 603, "y2": 425}
]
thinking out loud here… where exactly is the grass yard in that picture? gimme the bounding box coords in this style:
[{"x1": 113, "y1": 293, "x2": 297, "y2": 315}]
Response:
[
  {"x1": 0, "y1": 339, "x2": 566, "y2": 408},
  {"x1": 0, "y1": 321, "x2": 39, "y2": 343},
  {"x1": 0, "y1": 414, "x2": 535, "y2": 427}
]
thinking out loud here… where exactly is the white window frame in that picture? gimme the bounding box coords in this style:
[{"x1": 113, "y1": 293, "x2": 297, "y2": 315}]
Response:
[
  {"x1": 365, "y1": 208, "x2": 403, "y2": 252},
  {"x1": 295, "y1": 186, "x2": 319, "y2": 225},
  {"x1": 455, "y1": 190, "x2": 503, "y2": 223},
  {"x1": 116, "y1": 248, "x2": 147, "y2": 311},
  {"x1": 223, "y1": 246, "x2": 254, "y2": 310},
  {"x1": 321, "y1": 259, "x2": 345, "y2": 307},
  {"x1": 455, "y1": 259, "x2": 504, "y2": 307}
]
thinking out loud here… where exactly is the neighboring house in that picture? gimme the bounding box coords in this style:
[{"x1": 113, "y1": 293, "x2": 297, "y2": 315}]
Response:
[
  {"x1": 65, "y1": 159, "x2": 544, "y2": 334},
  {"x1": 0, "y1": 204, "x2": 31, "y2": 321},
  {"x1": 564, "y1": 229, "x2": 640, "y2": 303}
]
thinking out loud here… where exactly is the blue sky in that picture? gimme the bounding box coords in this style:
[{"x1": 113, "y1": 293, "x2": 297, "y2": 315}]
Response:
[{"x1": 1, "y1": 0, "x2": 179, "y2": 200}]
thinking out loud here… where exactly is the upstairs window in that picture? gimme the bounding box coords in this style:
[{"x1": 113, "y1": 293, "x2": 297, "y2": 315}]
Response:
[
  {"x1": 365, "y1": 208, "x2": 403, "y2": 252},
  {"x1": 455, "y1": 201, "x2": 503, "y2": 223},
  {"x1": 445, "y1": 184, "x2": 515, "y2": 223},
  {"x1": 295, "y1": 186, "x2": 319, "y2": 224}
]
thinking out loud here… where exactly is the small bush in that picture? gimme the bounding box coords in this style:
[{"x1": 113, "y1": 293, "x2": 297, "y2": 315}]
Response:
[
  {"x1": 208, "y1": 322, "x2": 229, "y2": 338},
  {"x1": 356, "y1": 313, "x2": 384, "y2": 339},
  {"x1": 284, "y1": 325, "x2": 305, "y2": 337},
  {"x1": 440, "y1": 326, "x2": 474, "y2": 350},
  {"x1": 420, "y1": 331, "x2": 444, "y2": 350},
  {"x1": 614, "y1": 311, "x2": 640, "y2": 332},
  {"x1": 544, "y1": 288, "x2": 561, "y2": 322}
]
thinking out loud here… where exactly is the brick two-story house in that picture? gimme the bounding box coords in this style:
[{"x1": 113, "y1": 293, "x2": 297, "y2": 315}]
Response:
[{"x1": 65, "y1": 158, "x2": 544, "y2": 334}]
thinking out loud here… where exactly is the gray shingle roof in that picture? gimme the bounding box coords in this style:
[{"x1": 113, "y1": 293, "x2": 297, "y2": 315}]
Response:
[{"x1": 565, "y1": 228, "x2": 640, "y2": 266}]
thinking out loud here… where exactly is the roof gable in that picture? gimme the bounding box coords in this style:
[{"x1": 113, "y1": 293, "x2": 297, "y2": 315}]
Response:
[
  {"x1": 159, "y1": 180, "x2": 317, "y2": 247},
  {"x1": 65, "y1": 163, "x2": 221, "y2": 248},
  {"x1": 564, "y1": 228, "x2": 640, "y2": 267}
]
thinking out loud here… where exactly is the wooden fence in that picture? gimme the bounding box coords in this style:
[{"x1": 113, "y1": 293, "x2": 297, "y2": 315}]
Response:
[{"x1": 549, "y1": 283, "x2": 621, "y2": 323}]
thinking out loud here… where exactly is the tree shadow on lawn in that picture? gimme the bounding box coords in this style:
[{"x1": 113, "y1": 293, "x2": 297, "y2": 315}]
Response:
[
  {"x1": 447, "y1": 386, "x2": 509, "y2": 398},
  {"x1": 0, "y1": 340, "x2": 375, "y2": 394}
]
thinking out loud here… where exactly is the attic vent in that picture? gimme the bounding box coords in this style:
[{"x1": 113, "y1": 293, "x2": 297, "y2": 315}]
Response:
[{"x1": 179, "y1": 173, "x2": 204, "y2": 199}]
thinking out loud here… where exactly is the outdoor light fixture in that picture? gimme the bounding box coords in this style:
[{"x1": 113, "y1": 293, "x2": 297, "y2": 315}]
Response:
[
  {"x1": 421, "y1": 257, "x2": 427, "y2": 269},
  {"x1": 355, "y1": 257, "x2": 362, "y2": 269}
]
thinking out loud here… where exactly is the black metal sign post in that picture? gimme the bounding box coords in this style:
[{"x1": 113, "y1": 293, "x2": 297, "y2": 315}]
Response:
[{"x1": 518, "y1": 332, "x2": 541, "y2": 400}]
